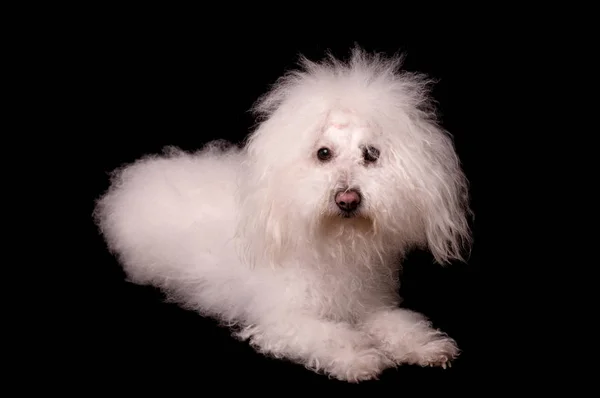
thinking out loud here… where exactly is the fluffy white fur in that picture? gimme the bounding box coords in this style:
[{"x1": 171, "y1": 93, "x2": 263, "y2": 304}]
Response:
[{"x1": 94, "y1": 48, "x2": 472, "y2": 382}]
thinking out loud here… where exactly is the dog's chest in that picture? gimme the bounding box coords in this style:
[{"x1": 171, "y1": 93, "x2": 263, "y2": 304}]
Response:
[{"x1": 283, "y1": 266, "x2": 393, "y2": 322}]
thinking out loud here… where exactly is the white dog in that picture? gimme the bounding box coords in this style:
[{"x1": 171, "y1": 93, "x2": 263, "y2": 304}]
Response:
[{"x1": 93, "y1": 47, "x2": 472, "y2": 382}]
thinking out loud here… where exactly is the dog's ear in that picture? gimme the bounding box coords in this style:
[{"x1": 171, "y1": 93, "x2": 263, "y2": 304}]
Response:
[
  {"x1": 235, "y1": 124, "x2": 304, "y2": 269},
  {"x1": 399, "y1": 115, "x2": 473, "y2": 265}
]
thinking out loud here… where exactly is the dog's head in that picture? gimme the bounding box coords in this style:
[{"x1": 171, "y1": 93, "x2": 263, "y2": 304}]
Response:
[{"x1": 237, "y1": 48, "x2": 472, "y2": 266}]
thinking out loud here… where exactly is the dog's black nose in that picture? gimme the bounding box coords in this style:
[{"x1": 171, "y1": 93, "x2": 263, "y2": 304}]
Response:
[{"x1": 335, "y1": 190, "x2": 361, "y2": 212}]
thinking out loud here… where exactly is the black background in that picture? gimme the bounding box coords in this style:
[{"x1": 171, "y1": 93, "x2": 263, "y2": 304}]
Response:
[{"x1": 74, "y1": 8, "x2": 536, "y2": 394}]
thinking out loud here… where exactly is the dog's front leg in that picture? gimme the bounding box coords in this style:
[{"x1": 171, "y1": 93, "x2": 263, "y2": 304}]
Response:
[
  {"x1": 235, "y1": 313, "x2": 393, "y2": 382},
  {"x1": 360, "y1": 308, "x2": 459, "y2": 368}
]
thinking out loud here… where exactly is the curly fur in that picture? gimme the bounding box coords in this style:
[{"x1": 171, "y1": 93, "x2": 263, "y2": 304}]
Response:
[{"x1": 93, "y1": 47, "x2": 472, "y2": 382}]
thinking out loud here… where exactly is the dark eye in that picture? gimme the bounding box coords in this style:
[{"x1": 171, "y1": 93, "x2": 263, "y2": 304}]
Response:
[
  {"x1": 363, "y1": 146, "x2": 380, "y2": 163},
  {"x1": 317, "y1": 147, "x2": 333, "y2": 162}
]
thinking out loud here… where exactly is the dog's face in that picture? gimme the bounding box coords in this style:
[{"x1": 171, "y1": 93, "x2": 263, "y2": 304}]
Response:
[
  {"x1": 246, "y1": 107, "x2": 426, "y2": 249},
  {"x1": 302, "y1": 110, "x2": 396, "y2": 226}
]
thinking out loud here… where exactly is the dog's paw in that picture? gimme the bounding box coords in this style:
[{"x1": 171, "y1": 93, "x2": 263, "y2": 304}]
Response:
[
  {"x1": 404, "y1": 336, "x2": 459, "y2": 369},
  {"x1": 326, "y1": 347, "x2": 394, "y2": 383}
]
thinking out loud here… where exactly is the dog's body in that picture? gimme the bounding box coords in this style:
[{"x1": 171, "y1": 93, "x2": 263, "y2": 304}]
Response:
[{"x1": 94, "y1": 48, "x2": 472, "y2": 382}]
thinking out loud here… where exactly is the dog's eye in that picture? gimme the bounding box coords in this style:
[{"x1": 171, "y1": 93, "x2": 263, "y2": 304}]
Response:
[
  {"x1": 363, "y1": 146, "x2": 380, "y2": 163},
  {"x1": 317, "y1": 147, "x2": 333, "y2": 162}
]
